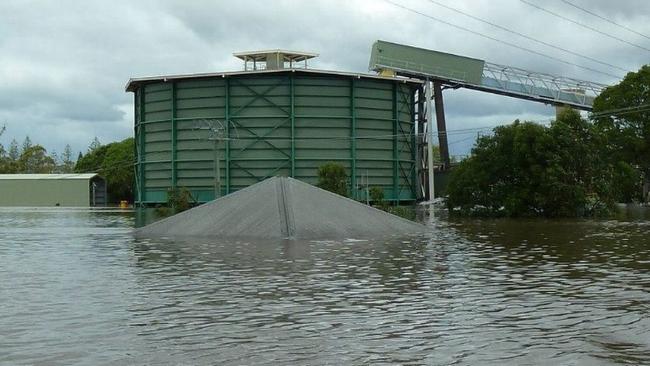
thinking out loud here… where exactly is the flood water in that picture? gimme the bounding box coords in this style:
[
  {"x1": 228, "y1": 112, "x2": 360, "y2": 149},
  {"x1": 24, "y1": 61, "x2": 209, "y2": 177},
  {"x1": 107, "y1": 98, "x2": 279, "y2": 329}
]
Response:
[{"x1": 1, "y1": 207, "x2": 649, "y2": 365}]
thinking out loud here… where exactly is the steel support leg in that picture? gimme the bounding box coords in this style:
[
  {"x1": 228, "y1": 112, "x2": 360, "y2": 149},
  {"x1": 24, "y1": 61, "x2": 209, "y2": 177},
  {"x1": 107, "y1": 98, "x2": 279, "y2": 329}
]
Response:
[
  {"x1": 426, "y1": 79, "x2": 434, "y2": 201},
  {"x1": 433, "y1": 81, "x2": 450, "y2": 169}
]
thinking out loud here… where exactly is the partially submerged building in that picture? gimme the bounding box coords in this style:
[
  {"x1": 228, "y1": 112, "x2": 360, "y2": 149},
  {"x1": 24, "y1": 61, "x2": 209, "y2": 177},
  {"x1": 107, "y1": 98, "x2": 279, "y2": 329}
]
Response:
[
  {"x1": 126, "y1": 41, "x2": 605, "y2": 207},
  {"x1": 0, "y1": 174, "x2": 106, "y2": 207},
  {"x1": 126, "y1": 50, "x2": 421, "y2": 206}
]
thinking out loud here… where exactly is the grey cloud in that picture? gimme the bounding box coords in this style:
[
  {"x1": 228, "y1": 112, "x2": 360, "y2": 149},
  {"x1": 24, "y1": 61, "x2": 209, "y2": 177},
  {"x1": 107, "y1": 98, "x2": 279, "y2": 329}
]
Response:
[{"x1": 0, "y1": 0, "x2": 648, "y2": 157}]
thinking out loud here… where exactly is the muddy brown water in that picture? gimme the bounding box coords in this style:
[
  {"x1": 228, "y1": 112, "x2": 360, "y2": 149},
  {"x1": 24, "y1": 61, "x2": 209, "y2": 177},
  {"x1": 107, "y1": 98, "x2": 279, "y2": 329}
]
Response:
[{"x1": 1, "y1": 207, "x2": 648, "y2": 365}]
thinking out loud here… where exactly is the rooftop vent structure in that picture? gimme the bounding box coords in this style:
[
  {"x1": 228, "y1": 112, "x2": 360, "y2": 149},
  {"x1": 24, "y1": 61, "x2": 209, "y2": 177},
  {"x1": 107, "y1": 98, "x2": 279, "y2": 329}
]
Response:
[{"x1": 233, "y1": 49, "x2": 318, "y2": 71}]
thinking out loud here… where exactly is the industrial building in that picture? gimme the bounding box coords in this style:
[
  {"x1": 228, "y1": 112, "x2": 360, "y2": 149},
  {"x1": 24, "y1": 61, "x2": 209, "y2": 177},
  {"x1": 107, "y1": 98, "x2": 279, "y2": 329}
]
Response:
[
  {"x1": 0, "y1": 174, "x2": 107, "y2": 207},
  {"x1": 126, "y1": 50, "x2": 421, "y2": 206},
  {"x1": 126, "y1": 41, "x2": 604, "y2": 206}
]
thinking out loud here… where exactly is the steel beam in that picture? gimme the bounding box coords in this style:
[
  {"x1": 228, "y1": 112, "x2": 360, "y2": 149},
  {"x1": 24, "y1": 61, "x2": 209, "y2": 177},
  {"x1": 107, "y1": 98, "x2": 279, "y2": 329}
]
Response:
[
  {"x1": 171, "y1": 82, "x2": 177, "y2": 189},
  {"x1": 225, "y1": 78, "x2": 231, "y2": 194},
  {"x1": 392, "y1": 82, "x2": 399, "y2": 204},
  {"x1": 290, "y1": 74, "x2": 295, "y2": 177},
  {"x1": 410, "y1": 88, "x2": 417, "y2": 200},
  {"x1": 350, "y1": 78, "x2": 357, "y2": 199},
  {"x1": 229, "y1": 77, "x2": 292, "y2": 183},
  {"x1": 415, "y1": 86, "x2": 425, "y2": 200},
  {"x1": 139, "y1": 87, "x2": 146, "y2": 204},
  {"x1": 133, "y1": 92, "x2": 141, "y2": 206},
  {"x1": 230, "y1": 79, "x2": 289, "y2": 116},
  {"x1": 433, "y1": 81, "x2": 450, "y2": 168},
  {"x1": 426, "y1": 79, "x2": 434, "y2": 201}
]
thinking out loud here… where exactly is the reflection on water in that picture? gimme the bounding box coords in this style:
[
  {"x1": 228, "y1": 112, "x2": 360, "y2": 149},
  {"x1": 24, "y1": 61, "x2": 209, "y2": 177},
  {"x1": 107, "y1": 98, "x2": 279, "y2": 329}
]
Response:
[{"x1": 0, "y1": 208, "x2": 649, "y2": 365}]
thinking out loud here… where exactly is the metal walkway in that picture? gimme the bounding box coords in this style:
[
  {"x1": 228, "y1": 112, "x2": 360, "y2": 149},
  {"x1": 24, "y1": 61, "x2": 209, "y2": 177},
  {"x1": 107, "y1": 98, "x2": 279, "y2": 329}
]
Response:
[{"x1": 370, "y1": 40, "x2": 607, "y2": 111}]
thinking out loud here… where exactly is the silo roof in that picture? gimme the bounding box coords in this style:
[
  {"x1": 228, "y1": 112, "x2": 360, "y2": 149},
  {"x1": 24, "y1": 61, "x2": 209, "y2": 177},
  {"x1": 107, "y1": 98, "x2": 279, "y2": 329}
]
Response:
[{"x1": 125, "y1": 68, "x2": 422, "y2": 92}]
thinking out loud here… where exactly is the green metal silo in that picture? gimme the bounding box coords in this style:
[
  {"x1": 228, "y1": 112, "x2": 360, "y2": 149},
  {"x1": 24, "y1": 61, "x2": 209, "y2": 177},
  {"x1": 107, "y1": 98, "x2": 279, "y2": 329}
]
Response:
[{"x1": 126, "y1": 50, "x2": 421, "y2": 206}]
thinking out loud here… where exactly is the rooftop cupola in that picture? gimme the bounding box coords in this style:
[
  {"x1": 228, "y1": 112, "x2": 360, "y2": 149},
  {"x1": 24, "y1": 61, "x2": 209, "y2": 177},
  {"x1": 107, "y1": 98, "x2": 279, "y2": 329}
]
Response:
[{"x1": 233, "y1": 49, "x2": 318, "y2": 71}]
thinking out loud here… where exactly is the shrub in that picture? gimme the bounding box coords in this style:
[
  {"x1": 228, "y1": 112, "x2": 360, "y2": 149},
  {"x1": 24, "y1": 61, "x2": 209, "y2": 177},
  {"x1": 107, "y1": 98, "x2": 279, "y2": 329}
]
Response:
[
  {"x1": 316, "y1": 162, "x2": 348, "y2": 197},
  {"x1": 369, "y1": 186, "x2": 385, "y2": 203},
  {"x1": 385, "y1": 205, "x2": 416, "y2": 221},
  {"x1": 167, "y1": 187, "x2": 196, "y2": 213},
  {"x1": 447, "y1": 112, "x2": 620, "y2": 217}
]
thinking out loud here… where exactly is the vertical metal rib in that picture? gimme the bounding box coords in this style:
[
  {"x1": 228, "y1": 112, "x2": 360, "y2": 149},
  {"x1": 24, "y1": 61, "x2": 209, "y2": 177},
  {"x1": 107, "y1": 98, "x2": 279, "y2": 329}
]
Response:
[{"x1": 276, "y1": 178, "x2": 296, "y2": 238}]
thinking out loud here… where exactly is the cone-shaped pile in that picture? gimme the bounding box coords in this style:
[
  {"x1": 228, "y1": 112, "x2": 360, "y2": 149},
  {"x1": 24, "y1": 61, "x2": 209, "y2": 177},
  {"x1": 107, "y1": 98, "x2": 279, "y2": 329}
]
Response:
[{"x1": 136, "y1": 177, "x2": 426, "y2": 240}]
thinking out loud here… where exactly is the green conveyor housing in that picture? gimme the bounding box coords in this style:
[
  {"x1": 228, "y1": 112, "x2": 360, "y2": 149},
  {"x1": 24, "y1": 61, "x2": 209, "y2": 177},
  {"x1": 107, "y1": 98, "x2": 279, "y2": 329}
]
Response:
[{"x1": 369, "y1": 40, "x2": 606, "y2": 111}]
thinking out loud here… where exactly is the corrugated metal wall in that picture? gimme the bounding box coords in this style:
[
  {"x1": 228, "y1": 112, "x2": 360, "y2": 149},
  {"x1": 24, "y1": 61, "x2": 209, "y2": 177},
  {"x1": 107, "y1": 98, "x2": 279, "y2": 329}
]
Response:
[
  {"x1": 134, "y1": 72, "x2": 418, "y2": 205},
  {"x1": 0, "y1": 179, "x2": 92, "y2": 207}
]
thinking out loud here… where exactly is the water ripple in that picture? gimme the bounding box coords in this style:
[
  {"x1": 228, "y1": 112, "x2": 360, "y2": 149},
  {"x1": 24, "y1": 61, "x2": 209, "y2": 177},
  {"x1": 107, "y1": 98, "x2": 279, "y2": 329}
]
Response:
[{"x1": 0, "y1": 209, "x2": 649, "y2": 365}]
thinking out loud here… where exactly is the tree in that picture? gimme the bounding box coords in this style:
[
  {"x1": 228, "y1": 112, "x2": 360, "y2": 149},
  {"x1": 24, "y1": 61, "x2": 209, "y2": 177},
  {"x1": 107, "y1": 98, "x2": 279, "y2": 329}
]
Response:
[
  {"x1": 60, "y1": 144, "x2": 75, "y2": 173},
  {"x1": 50, "y1": 150, "x2": 60, "y2": 171},
  {"x1": 592, "y1": 65, "x2": 650, "y2": 200},
  {"x1": 88, "y1": 137, "x2": 101, "y2": 152},
  {"x1": 21, "y1": 136, "x2": 33, "y2": 154},
  {"x1": 0, "y1": 125, "x2": 7, "y2": 173},
  {"x1": 0, "y1": 125, "x2": 5, "y2": 159},
  {"x1": 75, "y1": 137, "x2": 134, "y2": 202},
  {"x1": 316, "y1": 162, "x2": 348, "y2": 197},
  {"x1": 0, "y1": 136, "x2": 19, "y2": 173},
  {"x1": 18, "y1": 145, "x2": 56, "y2": 173},
  {"x1": 75, "y1": 144, "x2": 109, "y2": 173},
  {"x1": 101, "y1": 138, "x2": 134, "y2": 202},
  {"x1": 447, "y1": 110, "x2": 620, "y2": 217},
  {"x1": 8, "y1": 139, "x2": 19, "y2": 161}
]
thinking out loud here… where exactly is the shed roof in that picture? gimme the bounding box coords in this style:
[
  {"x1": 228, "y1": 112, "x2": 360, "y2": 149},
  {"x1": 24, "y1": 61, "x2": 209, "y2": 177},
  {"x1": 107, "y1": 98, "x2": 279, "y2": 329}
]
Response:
[
  {"x1": 0, "y1": 173, "x2": 100, "y2": 180},
  {"x1": 125, "y1": 68, "x2": 421, "y2": 92}
]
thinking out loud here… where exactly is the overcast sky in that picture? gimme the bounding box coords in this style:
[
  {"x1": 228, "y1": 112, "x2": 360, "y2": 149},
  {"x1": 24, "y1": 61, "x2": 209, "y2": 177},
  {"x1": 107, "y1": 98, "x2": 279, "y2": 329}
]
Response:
[{"x1": 1, "y1": 0, "x2": 649, "y2": 157}]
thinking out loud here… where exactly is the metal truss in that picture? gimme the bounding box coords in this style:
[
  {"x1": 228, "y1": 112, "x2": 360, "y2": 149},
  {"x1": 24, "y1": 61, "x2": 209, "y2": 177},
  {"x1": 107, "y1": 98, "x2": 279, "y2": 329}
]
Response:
[{"x1": 478, "y1": 62, "x2": 608, "y2": 110}]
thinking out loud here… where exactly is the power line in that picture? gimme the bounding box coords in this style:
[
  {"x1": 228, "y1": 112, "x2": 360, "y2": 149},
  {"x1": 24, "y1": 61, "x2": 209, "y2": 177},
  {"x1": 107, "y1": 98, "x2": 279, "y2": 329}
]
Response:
[
  {"x1": 520, "y1": 0, "x2": 650, "y2": 53},
  {"x1": 559, "y1": 0, "x2": 650, "y2": 41},
  {"x1": 590, "y1": 103, "x2": 650, "y2": 116},
  {"x1": 448, "y1": 134, "x2": 482, "y2": 146},
  {"x1": 381, "y1": 0, "x2": 623, "y2": 79},
  {"x1": 591, "y1": 105, "x2": 650, "y2": 118},
  {"x1": 92, "y1": 106, "x2": 650, "y2": 172},
  {"x1": 423, "y1": 0, "x2": 629, "y2": 73}
]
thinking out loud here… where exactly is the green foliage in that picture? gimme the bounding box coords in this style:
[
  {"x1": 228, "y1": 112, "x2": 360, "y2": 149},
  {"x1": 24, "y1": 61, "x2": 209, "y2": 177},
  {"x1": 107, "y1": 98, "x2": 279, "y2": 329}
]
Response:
[
  {"x1": 102, "y1": 139, "x2": 134, "y2": 202},
  {"x1": 18, "y1": 145, "x2": 56, "y2": 173},
  {"x1": 369, "y1": 186, "x2": 385, "y2": 204},
  {"x1": 75, "y1": 144, "x2": 109, "y2": 173},
  {"x1": 59, "y1": 144, "x2": 75, "y2": 173},
  {"x1": 0, "y1": 130, "x2": 78, "y2": 175},
  {"x1": 363, "y1": 185, "x2": 416, "y2": 220},
  {"x1": 21, "y1": 136, "x2": 32, "y2": 154},
  {"x1": 166, "y1": 187, "x2": 196, "y2": 212},
  {"x1": 447, "y1": 110, "x2": 622, "y2": 217},
  {"x1": 75, "y1": 138, "x2": 134, "y2": 203},
  {"x1": 0, "y1": 138, "x2": 19, "y2": 172},
  {"x1": 0, "y1": 126, "x2": 8, "y2": 173},
  {"x1": 592, "y1": 64, "x2": 650, "y2": 201},
  {"x1": 88, "y1": 137, "x2": 102, "y2": 153},
  {"x1": 316, "y1": 162, "x2": 348, "y2": 197},
  {"x1": 8, "y1": 139, "x2": 19, "y2": 161},
  {"x1": 384, "y1": 205, "x2": 416, "y2": 221}
]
